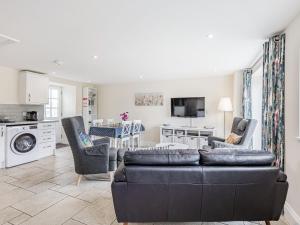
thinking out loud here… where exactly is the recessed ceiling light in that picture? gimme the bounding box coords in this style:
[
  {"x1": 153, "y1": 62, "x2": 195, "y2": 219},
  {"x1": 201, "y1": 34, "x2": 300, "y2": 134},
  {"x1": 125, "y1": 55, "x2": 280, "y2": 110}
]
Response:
[
  {"x1": 53, "y1": 60, "x2": 64, "y2": 66},
  {"x1": 139, "y1": 75, "x2": 144, "y2": 79},
  {"x1": 206, "y1": 34, "x2": 214, "y2": 39},
  {"x1": 93, "y1": 55, "x2": 98, "y2": 59}
]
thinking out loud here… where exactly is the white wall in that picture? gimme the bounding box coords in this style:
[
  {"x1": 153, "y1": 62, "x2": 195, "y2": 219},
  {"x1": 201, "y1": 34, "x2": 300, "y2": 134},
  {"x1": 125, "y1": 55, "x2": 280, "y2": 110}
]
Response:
[
  {"x1": 99, "y1": 75, "x2": 233, "y2": 143},
  {"x1": 0, "y1": 66, "x2": 19, "y2": 104},
  {"x1": 284, "y1": 13, "x2": 300, "y2": 225},
  {"x1": 0, "y1": 66, "x2": 95, "y2": 116}
]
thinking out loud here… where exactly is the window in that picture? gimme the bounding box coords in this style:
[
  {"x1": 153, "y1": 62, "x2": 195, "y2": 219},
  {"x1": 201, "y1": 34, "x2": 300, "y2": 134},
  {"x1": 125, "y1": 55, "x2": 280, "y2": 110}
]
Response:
[
  {"x1": 45, "y1": 86, "x2": 61, "y2": 119},
  {"x1": 251, "y1": 66, "x2": 263, "y2": 149}
]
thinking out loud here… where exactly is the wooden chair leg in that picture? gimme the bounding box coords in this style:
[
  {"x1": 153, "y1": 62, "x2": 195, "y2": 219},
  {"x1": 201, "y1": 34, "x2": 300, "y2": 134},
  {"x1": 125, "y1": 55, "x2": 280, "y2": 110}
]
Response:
[
  {"x1": 265, "y1": 221, "x2": 271, "y2": 225},
  {"x1": 77, "y1": 175, "x2": 82, "y2": 186}
]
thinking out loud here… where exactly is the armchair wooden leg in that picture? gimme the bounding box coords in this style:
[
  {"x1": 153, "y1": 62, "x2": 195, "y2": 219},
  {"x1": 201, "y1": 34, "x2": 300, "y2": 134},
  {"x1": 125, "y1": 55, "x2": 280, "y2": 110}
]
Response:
[
  {"x1": 265, "y1": 221, "x2": 271, "y2": 225},
  {"x1": 77, "y1": 175, "x2": 82, "y2": 186}
]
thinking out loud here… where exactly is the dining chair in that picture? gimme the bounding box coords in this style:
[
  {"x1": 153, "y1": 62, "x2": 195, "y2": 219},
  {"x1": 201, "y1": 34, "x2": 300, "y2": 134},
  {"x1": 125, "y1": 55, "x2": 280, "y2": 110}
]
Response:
[
  {"x1": 116, "y1": 121, "x2": 132, "y2": 148},
  {"x1": 92, "y1": 119, "x2": 104, "y2": 127},
  {"x1": 131, "y1": 120, "x2": 142, "y2": 148},
  {"x1": 106, "y1": 118, "x2": 115, "y2": 126}
]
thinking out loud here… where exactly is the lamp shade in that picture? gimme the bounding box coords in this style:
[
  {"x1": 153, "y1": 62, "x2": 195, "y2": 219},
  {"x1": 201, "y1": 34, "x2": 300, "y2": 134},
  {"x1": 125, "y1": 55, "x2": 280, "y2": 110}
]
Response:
[{"x1": 218, "y1": 97, "x2": 233, "y2": 112}]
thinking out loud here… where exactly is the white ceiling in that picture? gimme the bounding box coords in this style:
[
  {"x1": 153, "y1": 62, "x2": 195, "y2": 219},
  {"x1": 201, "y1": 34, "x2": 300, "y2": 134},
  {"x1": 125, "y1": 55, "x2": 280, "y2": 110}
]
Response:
[{"x1": 0, "y1": 0, "x2": 300, "y2": 84}]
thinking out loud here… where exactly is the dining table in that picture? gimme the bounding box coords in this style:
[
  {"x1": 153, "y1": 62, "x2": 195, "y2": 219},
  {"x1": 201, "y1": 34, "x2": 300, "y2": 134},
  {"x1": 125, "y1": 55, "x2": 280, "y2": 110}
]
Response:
[{"x1": 89, "y1": 124, "x2": 145, "y2": 147}]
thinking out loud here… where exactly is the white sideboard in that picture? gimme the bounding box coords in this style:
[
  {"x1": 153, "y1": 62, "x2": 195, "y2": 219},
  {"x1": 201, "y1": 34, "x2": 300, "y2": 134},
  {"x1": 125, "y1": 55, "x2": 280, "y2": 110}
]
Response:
[{"x1": 160, "y1": 125, "x2": 216, "y2": 149}]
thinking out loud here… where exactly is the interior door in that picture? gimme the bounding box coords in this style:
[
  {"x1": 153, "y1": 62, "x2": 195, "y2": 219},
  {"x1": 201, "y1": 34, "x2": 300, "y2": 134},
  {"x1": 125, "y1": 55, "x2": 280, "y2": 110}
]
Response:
[{"x1": 45, "y1": 86, "x2": 63, "y2": 143}]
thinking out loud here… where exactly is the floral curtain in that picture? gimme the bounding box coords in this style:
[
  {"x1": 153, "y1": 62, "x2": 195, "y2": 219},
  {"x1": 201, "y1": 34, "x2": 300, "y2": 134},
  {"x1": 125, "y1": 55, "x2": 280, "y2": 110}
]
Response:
[
  {"x1": 242, "y1": 69, "x2": 253, "y2": 119},
  {"x1": 262, "y1": 34, "x2": 285, "y2": 170}
]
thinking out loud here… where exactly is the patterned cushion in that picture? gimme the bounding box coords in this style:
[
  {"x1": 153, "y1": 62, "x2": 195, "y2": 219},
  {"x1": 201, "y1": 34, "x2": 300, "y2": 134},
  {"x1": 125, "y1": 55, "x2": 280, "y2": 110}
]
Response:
[
  {"x1": 225, "y1": 133, "x2": 242, "y2": 144},
  {"x1": 78, "y1": 131, "x2": 93, "y2": 147}
]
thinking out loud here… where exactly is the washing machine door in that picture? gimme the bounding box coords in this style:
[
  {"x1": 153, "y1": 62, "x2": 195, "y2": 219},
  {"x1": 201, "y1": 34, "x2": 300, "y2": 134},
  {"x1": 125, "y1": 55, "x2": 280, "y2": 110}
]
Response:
[{"x1": 11, "y1": 132, "x2": 37, "y2": 154}]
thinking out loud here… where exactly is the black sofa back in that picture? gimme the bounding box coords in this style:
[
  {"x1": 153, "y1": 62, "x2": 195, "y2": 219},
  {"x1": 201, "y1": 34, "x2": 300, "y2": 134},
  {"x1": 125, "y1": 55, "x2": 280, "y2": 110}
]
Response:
[{"x1": 111, "y1": 149, "x2": 288, "y2": 223}]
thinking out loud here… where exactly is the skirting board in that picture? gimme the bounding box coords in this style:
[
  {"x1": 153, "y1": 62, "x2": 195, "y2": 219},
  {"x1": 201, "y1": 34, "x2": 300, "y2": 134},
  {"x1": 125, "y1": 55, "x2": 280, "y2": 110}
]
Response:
[{"x1": 284, "y1": 203, "x2": 300, "y2": 225}]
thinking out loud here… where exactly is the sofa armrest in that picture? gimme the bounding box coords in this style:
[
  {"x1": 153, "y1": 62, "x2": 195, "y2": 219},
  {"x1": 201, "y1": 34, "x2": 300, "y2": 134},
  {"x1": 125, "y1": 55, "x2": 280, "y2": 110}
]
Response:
[
  {"x1": 114, "y1": 162, "x2": 126, "y2": 182},
  {"x1": 84, "y1": 143, "x2": 109, "y2": 156},
  {"x1": 208, "y1": 136, "x2": 225, "y2": 146},
  {"x1": 92, "y1": 137, "x2": 110, "y2": 146},
  {"x1": 277, "y1": 171, "x2": 287, "y2": 182},
  {"x1": 212, "y1": 141, "x2": 241, "y2": 149}
]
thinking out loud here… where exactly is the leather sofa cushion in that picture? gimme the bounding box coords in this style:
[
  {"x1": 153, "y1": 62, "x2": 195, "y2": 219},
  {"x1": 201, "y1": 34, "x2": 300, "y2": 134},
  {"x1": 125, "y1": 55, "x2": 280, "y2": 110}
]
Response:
[
  {"x1": 124, "y1": 149, "x2": 200, "y2": 166},
  {"x1": 199, "y1": 149, "x2": 275, "y2": 166}
]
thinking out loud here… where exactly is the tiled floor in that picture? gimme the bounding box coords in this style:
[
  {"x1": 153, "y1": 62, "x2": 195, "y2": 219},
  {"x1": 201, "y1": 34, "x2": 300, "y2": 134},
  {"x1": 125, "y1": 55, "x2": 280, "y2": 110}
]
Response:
[{"x1": 0, "y1": 147, "x2": 287, "y2": 225}]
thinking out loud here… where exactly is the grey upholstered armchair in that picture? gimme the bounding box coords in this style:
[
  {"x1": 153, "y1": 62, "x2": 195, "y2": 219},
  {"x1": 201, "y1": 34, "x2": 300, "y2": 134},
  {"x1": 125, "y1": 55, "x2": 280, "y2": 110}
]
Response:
[
  {"x1": 61, "y1": 116, "x2": 117, "y2": 185},
  {"x1": 208, "y1": 117, "x2": 257, "y2": 149}
]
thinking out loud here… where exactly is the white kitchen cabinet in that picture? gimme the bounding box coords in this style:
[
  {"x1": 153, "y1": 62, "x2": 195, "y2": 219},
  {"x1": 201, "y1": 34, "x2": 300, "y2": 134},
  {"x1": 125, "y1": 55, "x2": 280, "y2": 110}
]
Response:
[
  {"x1": 0, "y1": 126, "x2": 6, "y2": 168},
  {"x1": 19, "y1": 71, "x2": 49, "y2": 105},
  {"x1": 38, "y1": 122, "x2": 56, "y2": 158}
]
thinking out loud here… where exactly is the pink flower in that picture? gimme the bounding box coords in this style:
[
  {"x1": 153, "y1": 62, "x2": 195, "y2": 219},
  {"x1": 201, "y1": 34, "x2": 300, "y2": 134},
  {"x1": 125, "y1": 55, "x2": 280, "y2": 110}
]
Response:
[{"x1": 120, "y1": 112, "x2": 129, "y2": 121}]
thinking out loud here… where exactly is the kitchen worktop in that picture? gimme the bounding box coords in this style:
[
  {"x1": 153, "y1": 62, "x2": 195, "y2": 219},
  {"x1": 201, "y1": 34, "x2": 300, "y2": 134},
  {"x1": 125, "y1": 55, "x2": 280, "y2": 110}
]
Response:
[{"x1": 0, "y1": 120, "x2": 58, "y2": 126}]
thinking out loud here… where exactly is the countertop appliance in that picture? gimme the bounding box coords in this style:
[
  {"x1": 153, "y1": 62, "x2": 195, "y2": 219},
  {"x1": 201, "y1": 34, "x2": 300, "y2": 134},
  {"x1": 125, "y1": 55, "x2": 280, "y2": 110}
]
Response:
[
  {"x1": 24, "y1": 111, "x2": 38, "y2": 121},
  {"x1": 6, "y1": 124, "x2": 40, "y2": 167}
]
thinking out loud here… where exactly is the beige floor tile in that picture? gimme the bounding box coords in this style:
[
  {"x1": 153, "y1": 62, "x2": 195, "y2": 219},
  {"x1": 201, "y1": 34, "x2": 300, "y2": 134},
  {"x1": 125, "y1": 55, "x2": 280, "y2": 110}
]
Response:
[
  {"x1": 0, "y1": 175, "x2": 18, "y2": 183},
  {"x1": 10, "y1": 170, "x2": 59, "y2": 189},
  {"x1": 63, "y1": 219, "x2": 87, "y2": 225},
  {"x1": 72, "y1": 197, "x2": 115, "y2": 225},
  {"x1": 0, "y1": 181, "x2": 19, "y2": 192},
  {"x1": 6, "y1": 166, "x2": 45, "y2": 179},
  {"x1": 50, "y1": 184, "x2": 84, "y2": 197},
  {"x1": 48, "y1": 171, "x2": 78, "y2": 186},
  {"x1": 76, "y1": 188, "x2": 112, "y2": 203},
  {"x1": 52, "y1": 180, "x2": 111, "y2": 199},
  {"x1": 9, "y1": 213, "x2": 31, "y2": 225},
  {"x1": 21, "y1": 196, "x2": 88, "y2": 225},
  {"x1": 0, "y1": 188, "x2": 34, "y2": 211},
  {"x1": 0, "y1": 207, "x2": 23, "y2": 224},
  {"x1": 27, "y1": 181, "x2": 57, "y2": 193},
  {"x1": 12, "y1": 189, "x2": 66, "y2": 216}
]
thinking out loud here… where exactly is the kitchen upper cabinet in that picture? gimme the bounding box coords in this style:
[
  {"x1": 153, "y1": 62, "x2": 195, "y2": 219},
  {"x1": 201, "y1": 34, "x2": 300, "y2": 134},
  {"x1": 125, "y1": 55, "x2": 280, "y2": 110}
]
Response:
[{"x1": 19, "y1": 71, "x2": 49, "y2": 105}]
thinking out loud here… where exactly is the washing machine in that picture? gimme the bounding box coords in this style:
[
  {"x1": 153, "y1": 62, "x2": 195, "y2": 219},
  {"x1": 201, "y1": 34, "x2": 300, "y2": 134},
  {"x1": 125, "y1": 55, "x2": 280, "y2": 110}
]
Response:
[{"x1": 6, "y1": 124, "x2": 39, "y2": 167}]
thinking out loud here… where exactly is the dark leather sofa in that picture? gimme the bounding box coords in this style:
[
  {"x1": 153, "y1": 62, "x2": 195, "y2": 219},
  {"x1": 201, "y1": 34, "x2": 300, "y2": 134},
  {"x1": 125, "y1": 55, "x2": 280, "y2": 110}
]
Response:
[{"x1": 111, "y1": 149, "x2": 288, "y2": 225}]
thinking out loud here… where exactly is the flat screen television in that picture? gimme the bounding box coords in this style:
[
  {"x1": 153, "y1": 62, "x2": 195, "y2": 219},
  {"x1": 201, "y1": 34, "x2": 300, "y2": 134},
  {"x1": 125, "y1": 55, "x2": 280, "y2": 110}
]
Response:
[{"x1": 171, "y1": 97, "x2": 205, "y2": 117}]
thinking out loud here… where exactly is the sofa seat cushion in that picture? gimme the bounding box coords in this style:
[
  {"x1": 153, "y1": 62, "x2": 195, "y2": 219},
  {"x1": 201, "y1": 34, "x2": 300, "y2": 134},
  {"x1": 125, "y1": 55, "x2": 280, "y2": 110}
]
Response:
[
  {"x1": 124, "y1": 149, "x2": 200, "y2": 166},
  {"x1": 199, "y1": 149, "x2": 275, "y2": 166}
]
